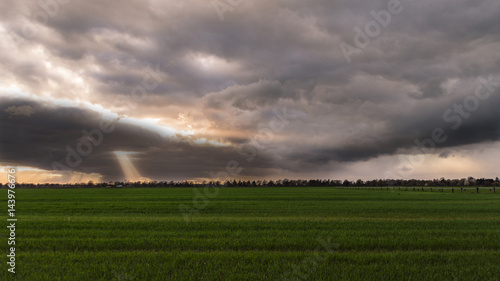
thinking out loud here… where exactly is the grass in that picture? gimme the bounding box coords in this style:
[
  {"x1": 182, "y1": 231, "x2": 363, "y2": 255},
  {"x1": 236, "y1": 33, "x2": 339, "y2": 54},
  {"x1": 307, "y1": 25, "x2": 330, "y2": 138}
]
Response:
[{"x1": 1, "y1": 187, "x2": 499, "y2": 280}]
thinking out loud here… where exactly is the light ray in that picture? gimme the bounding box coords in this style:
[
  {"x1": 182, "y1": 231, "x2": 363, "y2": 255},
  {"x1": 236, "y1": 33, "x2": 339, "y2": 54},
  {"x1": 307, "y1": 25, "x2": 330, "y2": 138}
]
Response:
[{"x1": 113, "y1": 151, "x2": 141, "y2": 182}]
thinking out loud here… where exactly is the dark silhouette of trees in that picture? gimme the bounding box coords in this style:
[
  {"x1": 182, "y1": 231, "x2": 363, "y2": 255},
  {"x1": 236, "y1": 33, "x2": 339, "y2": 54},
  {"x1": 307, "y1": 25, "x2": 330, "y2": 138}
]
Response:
[{"x1": 2, "y1": 177, "x2": 500, "y2": 189}]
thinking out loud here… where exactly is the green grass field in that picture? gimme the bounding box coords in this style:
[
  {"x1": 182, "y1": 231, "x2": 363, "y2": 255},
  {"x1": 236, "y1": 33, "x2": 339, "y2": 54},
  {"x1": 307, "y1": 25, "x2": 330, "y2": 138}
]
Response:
[{"x1": 1, "y1": 187, "x2": 499, "y2": 280}]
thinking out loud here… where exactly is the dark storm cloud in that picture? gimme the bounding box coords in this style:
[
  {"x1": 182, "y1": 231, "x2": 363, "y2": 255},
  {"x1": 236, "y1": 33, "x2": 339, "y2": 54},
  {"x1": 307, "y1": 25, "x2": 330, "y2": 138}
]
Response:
[
  {"x1": 279, "y1": 83, "x2": 500, "y2": 170},
  {"x1": 0, "y1": 98, "x2": 274, "y2": 181},
  {"x1": 1, "y1": 0, "x2": 500, "y2": 180}
]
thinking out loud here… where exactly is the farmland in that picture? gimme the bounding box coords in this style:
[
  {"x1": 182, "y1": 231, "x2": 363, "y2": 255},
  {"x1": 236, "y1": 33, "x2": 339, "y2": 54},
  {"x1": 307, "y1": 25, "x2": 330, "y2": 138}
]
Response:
[{"x1": 1, "y1": 187, "x2": 499, "y2": 280}]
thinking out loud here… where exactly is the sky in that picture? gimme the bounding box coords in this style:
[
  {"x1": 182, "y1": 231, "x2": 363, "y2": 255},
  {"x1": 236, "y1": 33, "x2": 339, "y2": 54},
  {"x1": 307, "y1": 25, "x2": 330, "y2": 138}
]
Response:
[{"x1": 1, "y1": 0, "x2": 500, "y2": 184}]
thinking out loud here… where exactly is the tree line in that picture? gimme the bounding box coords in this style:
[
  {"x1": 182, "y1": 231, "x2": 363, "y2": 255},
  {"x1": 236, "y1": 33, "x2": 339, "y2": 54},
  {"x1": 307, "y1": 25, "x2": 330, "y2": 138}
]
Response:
[{"x1": 3, "y1": 177, "x2": 500, "y2": 189}]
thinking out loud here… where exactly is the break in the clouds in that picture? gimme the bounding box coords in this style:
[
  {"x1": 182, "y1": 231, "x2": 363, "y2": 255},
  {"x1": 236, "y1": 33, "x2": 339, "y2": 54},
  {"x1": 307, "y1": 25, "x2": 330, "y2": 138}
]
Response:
[{"x1": 1, "y1": 0, "x2": 500, "y2": 183}]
